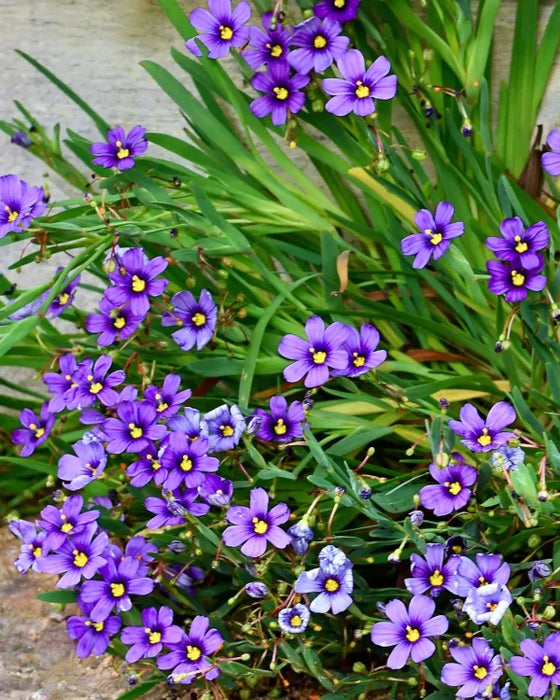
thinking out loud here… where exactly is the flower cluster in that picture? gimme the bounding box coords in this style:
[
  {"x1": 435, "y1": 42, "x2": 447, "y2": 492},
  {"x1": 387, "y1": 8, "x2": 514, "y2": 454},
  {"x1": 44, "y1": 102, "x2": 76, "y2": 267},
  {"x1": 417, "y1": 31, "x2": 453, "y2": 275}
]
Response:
[{"x1": 0, "y1": 174, "x2": 46, "y2": 238}]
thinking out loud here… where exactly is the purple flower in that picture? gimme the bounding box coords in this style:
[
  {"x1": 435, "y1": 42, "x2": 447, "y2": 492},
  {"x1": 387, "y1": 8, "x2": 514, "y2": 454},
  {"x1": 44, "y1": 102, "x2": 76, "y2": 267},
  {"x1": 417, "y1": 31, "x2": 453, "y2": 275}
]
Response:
[
  {"x1": 126, "y1": 442, "x2": 168, "y2": 488},
  {"x1": 455, "y1": 553, "x2": 511, "y2": 597},
  {"x1": 223, "y1": 487, "x2": 291, "y2": 558},
  {"x1": 198, "y1": 474, "x2": 234, "y2": 507},
  {"x1": 9, "y1": 519, "x2": 49, "y2": 574},
  {"x1": 37, "y1": 495, "x2": 100, "y2": 550},
  {"x1": 401, "y1": 201, "x2": 465, "y2": 269},
  {"x1": 79, "y1": 556, "x2": 154, "y2": 621},
  {"x1": 278, "y1": 604, "x2": 310, "y2": 634},
  {"x1": 103, "y1": 400, "x2": 168, "y2": 454},
  {"x1": 542, "y1": 129, "x2": 560, "y2": 176},
  {"x1": 158, "y1": 615, "x2": 223, "y2": 684},
  {"x1": 162, "y1": 564, "x2": 205, "y2": 594},
  {"x1": 404, "y1": 543, "x2": 460, "y2": 597},
  {"x1": 287, "y1": 519, "x2": 314, "y2": 556},
  {"x1": 57, "y1": 439, "x2": 107, "y2": 491},
  {"x1": 510, "y1": 633, "x2": 560, "y2": 697},
  {"x1": 486, "y1": 259, "x2": 546, "y2": 303},
  {"x1": 529, "y1": 561, "x2": 552, "y2": 582},
  {"x1": 489, "y1": 445, "x2": 526, "y2": 471},
  {"x1": 294, "y1": 545, "x2": 354, "y2": 614},
  {"x1": 145, "y1": 488, "x2": 210, "y2": 529},
  {"x1": 43, "y1": 354, "x2": 79, "y2": 413},
  {"x1": 462, "y1": 582, "x2": 512, "y2": 625},
  {"x1": 66, "y1": 602, "x2": 122, "y2": 658},
  {"x1": 330, "y1": 323, "x2": 387, "y2": 378},
  {"x1": 167, "y1": 407, "x2": 206, "y2": 441},
  {"x1": 252, "y1": 395, "x2": 305, "y2": 443},
  {"x1": 322, "y1": 50, "x2": 397, "y2": 117},
  {"x1": 314, "y1": 0, "x2": 361, "y2": 23},
  {"x1": 106, "y1": 248, "x2": 168, "y2": 318},
  {"x1": 161, "y1": 434, "x2": 219, "y2": 490},
  {"x1": 278, "y1": 315, "x2": 350, "y2": 387},
  {"x1": 203, "y1": 403, "x2": 246, "y2": 451},
  {"x1": 12, "y1": 402, "x2": 55, "y2": 457},
  {"x1": 10, "y1": 130, "x2": 33, "y2": 148},
  {"x1": 486, "y1": 217, "x2": 549, "y2": 270},
  {"x1": 47, "y1": 273, "x2": 80, "y2": 318},
  {"x1": 161, "y1": 289, "x2": 217, "y2": 352},
  {"x1": 66, "y1": 355, "x2": 126, "y2": 410},
  {"x1": 250, "y1": 62, "x2": 309, "y2": 126},
  {"x1": 242, "y1": 12, "x2": 291, "y2": 70},
  {"x1": 144, "y1": 374, "x2": 191, "y2": 419},
  {"x1": 90, "y1": 125, "x2": 147, "y2": 170},
  {"x1": 370, "y1": 595, "x2": 449, "y2": 669},
  {"x1": 288, "y1": 17, "x2": 350, "y2": 75},
  {"x1": 419, "y1": 454, "x2": 478, "y2": 516},
  {"x1": 7, "y1": 289, "x2": 49, "y2": 321},
  {"x1": 0, "y1": 174, "x2": 46, "y2": 237},
  {"x1": 448, "y1": 402, "x2": 516, "y2": 452},
  {"x1": 40, "y1": 524, "x2": 109, "y2": 588},
  {"x1": 121, "y1": 606, "x2": 183, "y2": 663},
  {"x1": 441, "y1": 637, "x2": 503, "y2": 698},
  {"x1": 187, "y1": 0, "x2": 251, "y2": 59},
  {"x1": 125, "y1": 536, "x2": 158, "y2": 576},
  {"x1": 245, "y1": 582, "x2": 269, "y2": 599},
  {"x1": 86, "y1": 296, "x2": 144, "y2": 346}
]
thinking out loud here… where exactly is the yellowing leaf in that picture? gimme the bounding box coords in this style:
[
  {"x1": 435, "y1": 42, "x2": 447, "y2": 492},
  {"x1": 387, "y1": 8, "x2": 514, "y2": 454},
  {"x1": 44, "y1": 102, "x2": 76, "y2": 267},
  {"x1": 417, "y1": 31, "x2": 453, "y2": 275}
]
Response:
[{"x1": 348, "y1": 167, "x2": 417, "y2": 225}]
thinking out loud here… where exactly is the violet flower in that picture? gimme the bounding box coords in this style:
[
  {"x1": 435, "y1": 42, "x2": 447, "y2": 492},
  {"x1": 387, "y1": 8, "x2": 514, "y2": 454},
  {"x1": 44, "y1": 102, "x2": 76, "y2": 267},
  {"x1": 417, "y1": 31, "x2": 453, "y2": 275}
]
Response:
[
  {"x1": 198, "y1": 474, "x2": 234, "y2": 507},
  {"x1": 90, "y1": 125, "x2": 147, "y2": 171},
  {"x1": 47, "y1": 273, "x2": 80, "y2": 318},
  {"x1": 126, "y1": 443, "x2": 168, "y2": 488},
  {"x1": 370, "y1": 595, "x2": 449, "y2": 669},
  {"x1": 252, "y1": 395, "x2": 305, "y2": 443},
  {"x1": 187, "y1": 0, "x2": 251, "y2": 59},
  {"x1": 401, "y1": 201, "x2": 465, "y2": 269},
  {"x1": 294, "y1": 545, "x2": 354, "y2": 614},
  {"x1": 12, "y1": 402, "x2": 55, "y2": 457},
  {"x1": 144, "y1": 374, "x2": 191, "y2": 419},
  {"x1": 287, "y1": 519, "x2": 315, "y2": 555},
  {"x1": 278, "y1": 315, "x2": 350, "y2": 387},
  {"x1": 489, "y1": 445, "x2": 525, "y2": 471},
  {"x1": 40, "y1": 524, "x2": 109, "y2": 589},
  {"x1": 404, "y1": 543, "x2": 460, "y2": 597},
  {"x1": 278, "y1": 604, "x2": 310, "y2": 634},
  {"x1": 419, "y1": 454, "x2": 478, "y2": 516},
  {"x1": 66, "y1": 602, "x2": 122, "y2": 658},
  {"x1": 441, "y1": 637, "x2": 503, "y2": 698},
  {"x1": 289, "y1": 17, "x2": 350, "y2": 75},
  {"x1": 510, "y1": 633, "x2": 560, "y2": 697},
  {"x1": 245, "y1": 582, "x2": 269, "y2": 599},
  {"x1": 66, "y1": 355, "x2": 126, "y2": 410},
  {"x1": 462, "y1": 582, "x2": 512, "y2": 625},
  {"x1": 58, "y1": 439, "x2": 107, "y2": 491},
  {"x1": 314, "y1": 0, "x2": 361, "y2": 23},
  {"x1": 322, "y1": 50, "x2": 397, "y2": 117},
  {"x1": 222, "y1": 487, "x2": 291, "y2": 558},
  {"x1": 330, "y1": 323, "x2": 387, "y2": 378},
  {"x1": 9, "y1": 519, "x2": 49, "y2": 574},
  {"x1": 37, "y1": 495, "x2": 100, "y2": 550},
  {"x1": 157, "y1": 615, "x2": 223, "y2": 684},
  {"x1": 167, "y1": 407, "x2": 206, "y2": 441},
  {"x1": 125, "y1": 536, "x2": 158, "y2": 576},
  {"x1": 161, "y1": 289, "x2": 217, "y2": 352},
  {"x1": 250, "y1": 62, "x2": 309, "y2": 126},
  {"x1": 10, "y1": 131, "x2": 33, "y2": 148},
  {"x1": 121, "y1": 606, "x2": 183, "y2": 663},
  {"x1": 145, "y1": 488, "x2": 210, "y2": 529},
  {"x1": 86, "y1": 296, "x2": 144, "y2": 347},
  {"x1": 455, "y1": 553, "x2": 511, "y2": 597},
  {"x1": 103, "y1": 400, "x2": 168, "y2": 454},
  {"x1": 106, "y1": 248, "x2": 168, "y2": 318},
  {"x1": 43, "y1": 354, "x2": 79, "y2": 413},
  {"x1": 448, "y1": 401, "x2": 516, "y2": 452},
  {"x1": 203, "y1": 403, "x2": 246, "y2": 451},
  {"x1": 542, "y1": 129, "x2": 560, "y2": 176},
  {"x1": 161, "y1": 434, "x2": 220, "y2": 490},
  {"x1": 0, "y1": 174, "x2": 46, "y2": 237},
  {"x1": 486, "y1": 259, "x2": 546, "y2": 303},
  {"x1": 242, "y1": 12, "x2": 291, "y2": 70},
  {"x1": 486, "y1": 217, "x2": 549, "y2": 270}
]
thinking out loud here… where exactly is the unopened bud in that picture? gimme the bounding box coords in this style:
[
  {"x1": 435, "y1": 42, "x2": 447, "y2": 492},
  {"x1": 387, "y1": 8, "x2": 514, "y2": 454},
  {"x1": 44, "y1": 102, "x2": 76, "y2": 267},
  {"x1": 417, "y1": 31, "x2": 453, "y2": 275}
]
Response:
[
  {"x1": 353, "y1": 662, "x2": 367, "y2": 673},
  {"x1": 543, "y1": 605, "x2": 556, "y2": 620},
  {"x1": 411, "y1": 148, "x2": 427, "y2": 161}
]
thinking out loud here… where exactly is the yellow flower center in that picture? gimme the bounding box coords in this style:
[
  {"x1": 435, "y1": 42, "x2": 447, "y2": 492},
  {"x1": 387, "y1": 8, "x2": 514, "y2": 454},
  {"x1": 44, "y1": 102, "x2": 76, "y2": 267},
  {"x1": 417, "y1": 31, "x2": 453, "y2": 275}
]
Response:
[
  {"x1": 147, "y1": 629, "x2": 162, "y2": 644},
  {"x1": 352, "y1": 351, "x2": 366, "y2": 367},
  {"x1": 405, "y1": 625, "x2": 420, "y2": 643},
  {"x1": 274, "y1": 419, "x2": 287, "y2": 435},
  {"x1": 478, "y1": 576, "x2": 489, "y2": 585},
  {"x1": 477, "y1": 428, "x2": 492, "y2": 446},
  {"x1": 355, "y1": 80, "x2": 370, "y2": 98},
  {"x1": 290, "y1": 615, "x2": 303, "y2": 627},
  {"x1": 186, "y1": 644, "x2": 202, "y2": 661},
  {"x1": 5, "y1": 205, "x2": 19, "y2": 222},
  {"x1": 425, "y1": 228, "x2": 443, "y2": 245},
  {"x1": 33, "y1": 546, "x2": 42, "y2": 558},
  {"x1": 219, "y1": 25, "x2": 233, "y2": 41},
  {"x1": 473, "y1": 665, "x2": 488, "y2": 680},
  {"x1": 309, "y1": 348, "x2": 327, "y2": 364},
  {"x1": 324, "y1": 578, "x2": 340, "y2": 593},
  {"x1": 220, "y1": 424, "x2": 234, "y2": 437},
  {"x1": 61, "y1": 522, "x2": 74, "y2": 533},
  {"x1": 86, "y1": 620, "x2": 105, "y2": 632},
  {"x1": 444, "y1": 480, "x2": 462, "y2": 496},
  {"x1": 511, "y1": 270, "x2": 525, "y2": 286},
  {"x1": 73, "y1": 550, "x2": 89, "y2": 568},
  {"x1": 269, "y1": 44, "x2": 283, "y2": 58},
  {"x1": 110, "y1": 582, "x2": 126, "y2": 598},
  {"x1": 191, "y1": 312, "x2": 206, "y2": 327},
  {"x1": 542, "y1": 656, "x2": 556, "y2": 676},
  {"x1": 514, "y1": 235, "x2": 528, "y2": 253},
  {"x1": 486, "y1": 602, "x2": 498, "y2": 611},
  {"x1": 33, "y1": 425, "x2": 45, "y2": 439},
  {"x1": 114, "y1": 316, "x2": 126, "y2": 329},
  {"x1": 314, "y1": 35, "x2": 328, "y2": 49},
  {"x1": 180, "y1": 455, "x2": 193, "y2": 472},
  {"x1": 334, "y1": 0, "x2": 345, "y2": 6},
  {"x1": 273, "y1": 86, "x2": 289, "y2": 101},
  {"x1": 147, "y1": 454, "x2": 161, "y2": 470},
  {"x1": 90, "y1": 381, "x2": 103, "y2": 394},
  {"x1": 58, "y1": 292, "x2": 70, "y2": 306},
  {"x1": 252, "y1": 517, "x2": 269, "y2": 534},
  {"x1": 128, "y1": 423, "x2": 143, "y2": 439},
  {"x1": 131, "y1": 274, "x2": 146, "y2": 292},
  {"x1": 429, "y1": 570, "x2": 444, "y2": 586}
]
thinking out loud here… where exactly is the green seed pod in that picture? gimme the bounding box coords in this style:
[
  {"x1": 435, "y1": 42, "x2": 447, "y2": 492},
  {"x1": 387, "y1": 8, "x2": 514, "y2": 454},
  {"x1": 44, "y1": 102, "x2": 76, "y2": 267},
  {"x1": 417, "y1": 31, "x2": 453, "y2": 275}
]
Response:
[
  {"x1": 543, "y1": 606, "x2": 556, "y2": 620},
  {"x1": 411, "y1": 148, "x2": 427, "y2": 161},
  {"x1": 353, "y1": 662, "x2": 367, "y2": 673},
  {"x1": 528, "y1": 535, "x2": 542, "y2": 549}
]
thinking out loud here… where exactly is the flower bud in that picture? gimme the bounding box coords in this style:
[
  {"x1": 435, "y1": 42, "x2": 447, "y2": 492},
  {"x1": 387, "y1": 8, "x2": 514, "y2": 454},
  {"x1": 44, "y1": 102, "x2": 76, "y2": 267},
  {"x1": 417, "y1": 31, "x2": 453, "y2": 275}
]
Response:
[
  {"x1": 411, "y1": 149, "x2": 427, "y2": 161},
  {"x1": 245, "y1": 582, "x2": 269, "y2": 599},
  {"x1": 543, "y1": 606, "x2": 556, "y2": 620},
  {"x1": 408, "y1": 509, "x2": 424, "y2": 526},
  {"x1": 353, "y1": 661, "x2": 367, "y2": 673},
  {"x1": 359, "y1": 486, "x2": 372, "y2": 500}
]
